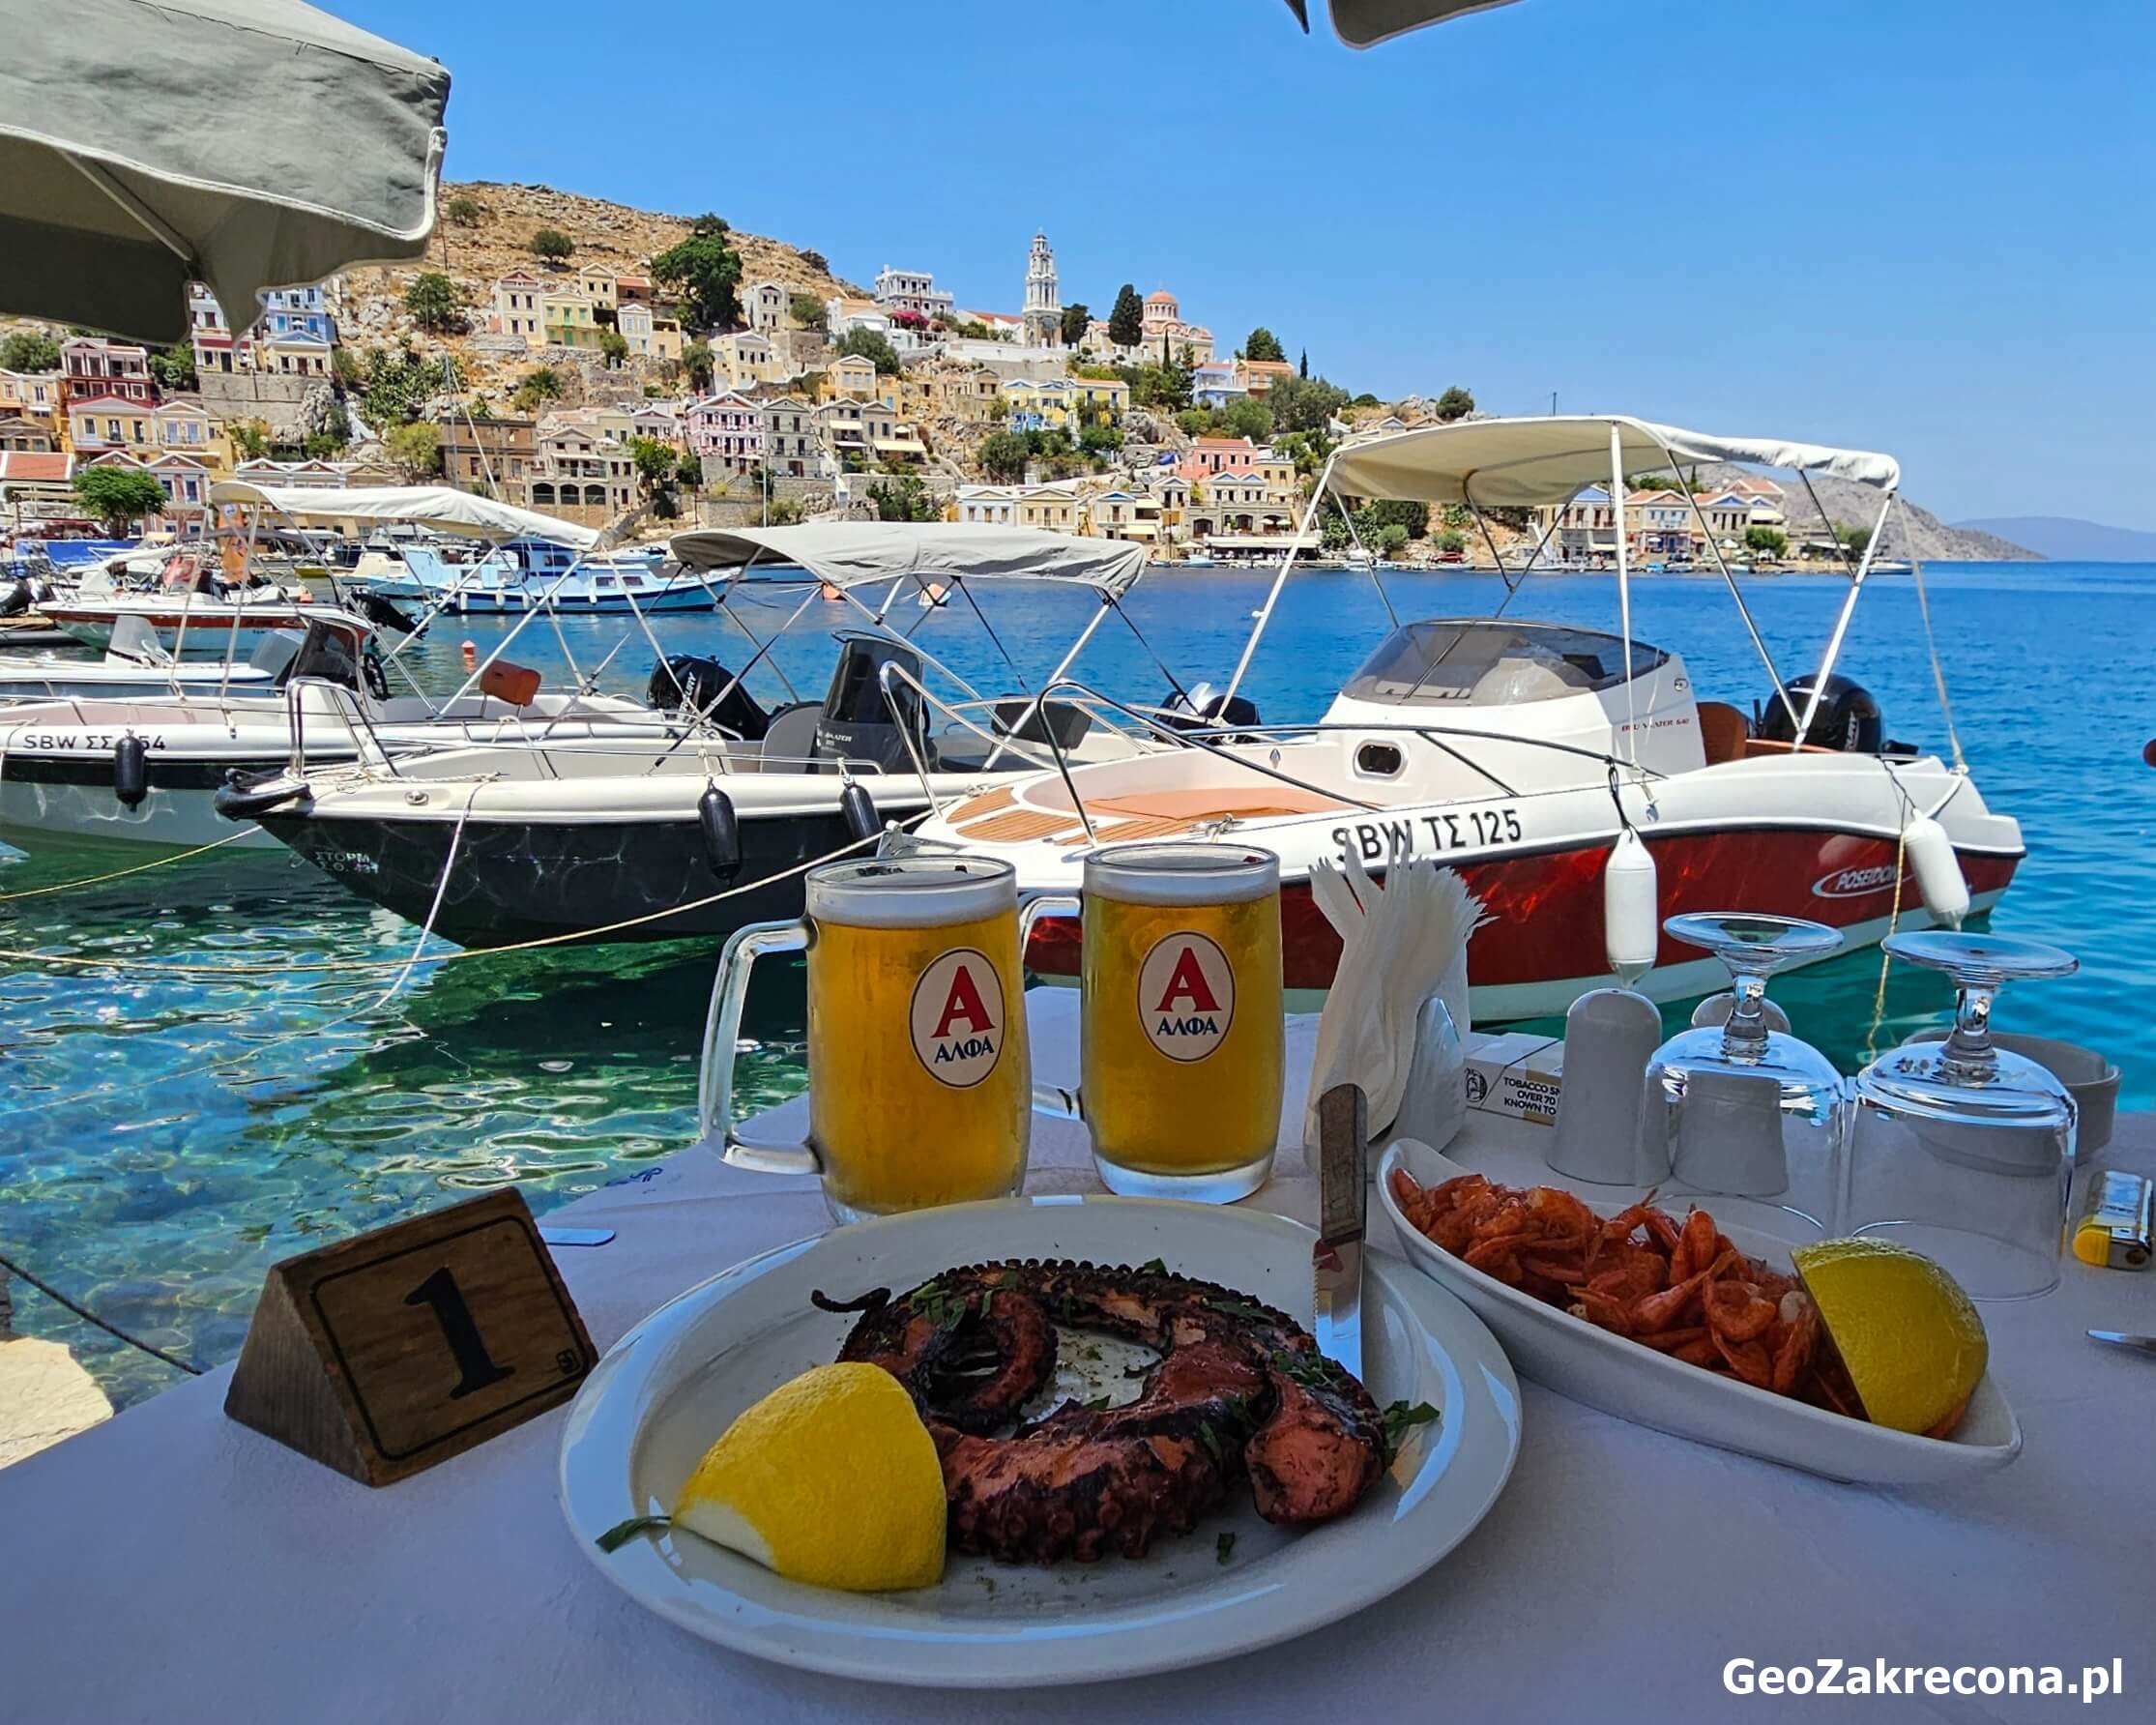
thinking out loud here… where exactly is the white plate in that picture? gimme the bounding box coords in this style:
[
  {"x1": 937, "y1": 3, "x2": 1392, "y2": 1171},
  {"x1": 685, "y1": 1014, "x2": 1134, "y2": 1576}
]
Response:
[
  {"x1": 1378, "y1": 1138, "x2": 2022, "y2": 1486},
  {"x1": 560, "y1": 1195, "x2": 1522, "y2": 1687}
]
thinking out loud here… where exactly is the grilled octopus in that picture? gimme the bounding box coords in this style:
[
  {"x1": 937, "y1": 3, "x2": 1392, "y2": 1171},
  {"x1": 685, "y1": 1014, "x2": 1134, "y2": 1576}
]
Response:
[{"x1": 811, "y1": 1259, "x2": 1386, "y2": 1564}]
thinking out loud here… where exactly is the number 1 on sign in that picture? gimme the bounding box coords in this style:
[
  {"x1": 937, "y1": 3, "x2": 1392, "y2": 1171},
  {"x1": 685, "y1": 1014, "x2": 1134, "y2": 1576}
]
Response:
[{"x1": 405, "y1": 1267, "x2": 515, "y2": 1399}]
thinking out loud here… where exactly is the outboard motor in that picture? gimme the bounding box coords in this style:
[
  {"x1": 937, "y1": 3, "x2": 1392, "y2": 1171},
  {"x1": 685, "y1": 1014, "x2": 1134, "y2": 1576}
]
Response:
[
  {"x1": 648, "y1": 655, "x2": 771, "y2": 741},
  {"x1": 352, "y1": 590, "x2": 422, "y2": 639},
  {"x1": 1159, "y1": 681, "x2": 1261, "y2": 734},
  {"x1": 0, "y1": 578, "x2": 27, "y2": 618},
  {"x1": 815, "y1": 634, "x2": 929, "y2": 775},
  {"x1": 1755, "y1": 674, "x2": 1882, "y2": 753}
]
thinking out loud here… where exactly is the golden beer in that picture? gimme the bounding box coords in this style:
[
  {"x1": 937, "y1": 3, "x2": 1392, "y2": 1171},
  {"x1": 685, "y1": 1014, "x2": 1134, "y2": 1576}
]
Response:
[
  {"x1": 1078, "y1": 843, "x2": 1284, "y2": 1201},
  {"x1": 705, "y1": 857, "x2": 1030, "y2": 1222}
]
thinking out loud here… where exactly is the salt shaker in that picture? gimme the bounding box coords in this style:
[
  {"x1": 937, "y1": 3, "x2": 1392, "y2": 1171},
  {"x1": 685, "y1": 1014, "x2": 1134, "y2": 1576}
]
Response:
[{"x1": 1548, "y1": 987, "x2": 1666, "y2": 1184}]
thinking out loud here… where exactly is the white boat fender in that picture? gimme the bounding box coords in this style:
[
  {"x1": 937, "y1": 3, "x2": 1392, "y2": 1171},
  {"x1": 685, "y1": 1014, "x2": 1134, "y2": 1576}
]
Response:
[
  {"x1": 1603, "y1": 828, "x2": 1659, "y2": 983},
  {"x1": 1904, "y1": 812, "x2": 1969, "y2": 929},
  {"x1": 841, "y1": 780, "x2": 881, "y2": 846},
  {"x1": 697, "y1": 783, "x2": 742, "y2": 879},
  {"x1": 113, "y1": 734, "x2": 147, "y2": 808}
]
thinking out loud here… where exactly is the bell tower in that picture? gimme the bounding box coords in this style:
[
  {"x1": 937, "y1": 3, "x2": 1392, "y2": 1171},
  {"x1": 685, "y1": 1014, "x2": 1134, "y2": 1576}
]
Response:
[{"x1": 1022, "y1": 231, "x2": 1060, "y2": 347}]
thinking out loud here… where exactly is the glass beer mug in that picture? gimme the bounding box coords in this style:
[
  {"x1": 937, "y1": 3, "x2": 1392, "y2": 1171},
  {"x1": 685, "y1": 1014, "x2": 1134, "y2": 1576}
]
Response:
[
  {"x1": 1033, "y1": 842, "x2": 1285, "y2": 1203},
  {"x1": 699, "y1": 856, "x2": 1031, "y2": 1222}
]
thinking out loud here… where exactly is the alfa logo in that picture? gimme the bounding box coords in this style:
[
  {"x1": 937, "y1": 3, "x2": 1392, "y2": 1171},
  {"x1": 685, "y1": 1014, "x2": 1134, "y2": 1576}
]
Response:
[
  {"x1": 1811, "y1": 863, "x2": 1907, "y2": 900},
  {"x1": 909, "y1": 948, "x2": 1005, "y2": 1087},
  {"x1": 1136, "y1": 931, "x2": 1236, "y2": 1062}
]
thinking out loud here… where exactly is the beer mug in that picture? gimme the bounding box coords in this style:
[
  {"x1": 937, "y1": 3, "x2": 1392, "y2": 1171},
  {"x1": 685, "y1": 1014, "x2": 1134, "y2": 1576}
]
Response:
[
  {"x1": 700, "y1": 856, "x2": 1030, "y2": 1222},
  {"x1": 1032, "y1": 842, "x2": 1285, "y2": 1202}
]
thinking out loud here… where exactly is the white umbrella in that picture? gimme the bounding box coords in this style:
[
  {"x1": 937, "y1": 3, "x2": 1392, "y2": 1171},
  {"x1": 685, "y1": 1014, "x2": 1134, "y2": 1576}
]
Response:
[
  {"x1": 0, "y1": 0, "x2": 450, "y2": 344},
  {"x1": 1283, "y1": 0, "x2": 1526, "y2": 48}
]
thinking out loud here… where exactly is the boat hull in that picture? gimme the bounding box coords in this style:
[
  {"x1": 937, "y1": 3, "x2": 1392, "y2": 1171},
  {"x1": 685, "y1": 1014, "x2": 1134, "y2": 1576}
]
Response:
[
  {"x1": 0, "y1": 750, "x2": 294, "y2": 851},
  {"x1": 253, "y1": 803, "x2": 919, "y2": 946},
  {"x1": 1019, "y1": 824, "x2": 2021, "y2": 1019}
]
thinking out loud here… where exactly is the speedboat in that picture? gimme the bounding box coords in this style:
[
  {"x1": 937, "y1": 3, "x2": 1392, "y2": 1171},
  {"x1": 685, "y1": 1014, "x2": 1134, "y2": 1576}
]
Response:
[
  {"x1": 0, "y1": 615, "x2": 301, "y2": 700},
  {"x1": 0, "y1": 607, "x2": 667, "y2": 855},
  {"x1": 234, "y1": 523, "x2": 1174, "y2": 945},
  {"x1": 905, "y1": 415, "x2": 2025, "y2": 1019},
  {"x1": 37, "y1": 545, "x2": 318, "y2": 657}
]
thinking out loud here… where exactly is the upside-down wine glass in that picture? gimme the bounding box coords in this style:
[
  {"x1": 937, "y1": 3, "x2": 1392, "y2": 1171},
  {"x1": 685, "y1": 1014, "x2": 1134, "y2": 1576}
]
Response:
[
  {"x1": 1641, "y1": 913, "x2": 1848, "y2": 1241},
  {"x1": 1844, "y1": 930, "x2": 2079, "y2": 1300}
]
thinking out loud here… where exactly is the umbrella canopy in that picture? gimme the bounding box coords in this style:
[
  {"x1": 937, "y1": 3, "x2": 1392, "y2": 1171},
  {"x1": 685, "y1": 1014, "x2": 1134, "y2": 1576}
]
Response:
[
  {"x1": 209, "y1": 482, "x2": 599, "y2": 547},
  {"x1": 1325, "y1": 415, "x2": 1902, "y2": 508},
  {"x1": 666, "y1": 522, "x2": 1151, "y2": 598},
  {"x1": 0, "y1": 0, "x2": 449, "y2": 344},
  {"x1": 1283, "y1": 0, "x2": 1526, "y2": 48}
]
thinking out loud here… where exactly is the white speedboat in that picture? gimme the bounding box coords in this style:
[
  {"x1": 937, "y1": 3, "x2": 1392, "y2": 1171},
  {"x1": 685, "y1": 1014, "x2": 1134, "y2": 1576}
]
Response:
[
  {"x1": 907, "y1": 415, "x2": 2025, "y2": 1019},
  {"x1": 38, "y1": 545, "x2": 319, "y2": 657},
  {"x1": 0, "y1": 608, "x2": 667, "y2": 855},
  {"x1": 235, "y1": 524, "x2": 1172, "y2": 945},
  {"x1": 0, "y1": 615, "x2": 300, "y2": 700}
]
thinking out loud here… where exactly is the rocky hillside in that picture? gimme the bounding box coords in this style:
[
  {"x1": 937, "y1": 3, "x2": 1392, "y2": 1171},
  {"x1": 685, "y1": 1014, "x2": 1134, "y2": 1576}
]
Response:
[
  {"x1": 334, "y1": 180, "x2": 861, "y2": 391},
  {"x1": 1687, "y1": 463, "x2": 2040, "y2": 562}
]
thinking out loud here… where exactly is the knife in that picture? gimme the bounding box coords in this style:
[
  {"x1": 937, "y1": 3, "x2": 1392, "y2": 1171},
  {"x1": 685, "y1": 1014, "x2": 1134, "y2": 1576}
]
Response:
[
  {"x1": 2086, "y1": 1330, "x2": 2156, "y2": 1359},
  {"x1": 1313, "y1": 1083, "x2": 1368, "y2": 1378}
]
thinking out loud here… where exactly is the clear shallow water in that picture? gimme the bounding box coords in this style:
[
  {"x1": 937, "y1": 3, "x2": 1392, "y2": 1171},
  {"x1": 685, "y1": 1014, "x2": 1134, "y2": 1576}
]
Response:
[{"x1": 4, "y1": 561, "x2": 2151, "y2": 1408}]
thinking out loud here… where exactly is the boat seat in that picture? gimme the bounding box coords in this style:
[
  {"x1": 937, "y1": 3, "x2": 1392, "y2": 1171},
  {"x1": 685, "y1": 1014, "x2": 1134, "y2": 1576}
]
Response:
[
  {"x1": 1697, "y1": 700, "x2": 1750, "y2": 766},
  {"x1": 1742, "y1": 736, "x2": 1841, "y2": 758},
  {"x1": 748, "y1": 702, "x2": 826, "y2": 775},
  {"x1": 992, "y1": 698, "x2": 1093, "y2": 750}
]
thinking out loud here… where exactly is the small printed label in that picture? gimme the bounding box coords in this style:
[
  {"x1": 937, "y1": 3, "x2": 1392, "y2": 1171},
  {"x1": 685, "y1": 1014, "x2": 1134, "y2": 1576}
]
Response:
[
  {"x1": 909, "y1": 948, "x2": 1005, "y2": 1088},
  {"x1": 1811, "y1": 863, "x2": 1906, "y2": 900},
  {"x1": 1136, "y1": 931, "x2": 1236, "y2": 1062}
]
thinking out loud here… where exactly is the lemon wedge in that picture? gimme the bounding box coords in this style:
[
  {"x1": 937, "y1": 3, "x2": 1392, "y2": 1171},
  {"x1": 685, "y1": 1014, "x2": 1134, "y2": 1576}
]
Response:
[
  {"x1": 667, "y1": 1362, "x2": 946, "y2": 1592},
  {"x1": 1792, "y1": 1239, "x2": 1988, "y2": 1437}
]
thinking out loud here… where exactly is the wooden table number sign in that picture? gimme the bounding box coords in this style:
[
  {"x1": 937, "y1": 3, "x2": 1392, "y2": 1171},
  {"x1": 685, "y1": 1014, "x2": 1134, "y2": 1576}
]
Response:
[{"x1": 224, "y1": 1189, "x2": 598, "y2": 1486}]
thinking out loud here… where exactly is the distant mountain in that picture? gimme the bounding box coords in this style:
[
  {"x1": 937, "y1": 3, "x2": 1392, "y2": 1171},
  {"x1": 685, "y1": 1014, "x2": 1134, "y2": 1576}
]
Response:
[
  {"x1": 1953, "y1": 515, "x2": 2156, "y2": 563},
  {"x1": 1684, "y1": 467, "x2": 2042, "y2": 562}
]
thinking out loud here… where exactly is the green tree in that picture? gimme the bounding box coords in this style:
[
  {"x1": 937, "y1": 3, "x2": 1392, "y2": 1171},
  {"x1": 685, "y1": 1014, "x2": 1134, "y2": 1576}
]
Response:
[
  {"x1": 1242, "y1": 327, "x2": 1285, "y2": 364},
  {"x1": 676, "y1": 449, "x2": 703, "y2": 490},
  {"x1": 1297, "y1": 349, "x2": 1309, "y2": 379},
  {"x1": 1222, "y1": 395, "x2": 1274, "y2": 442},
  {"x1": 978, "y1": 430, "x2": 1031, "y2": 482},
  {"x1": 402, "y1": 271, "x2": 463, "y2": 334},
  {"x1": 0, "y1": 330, "x2": 61, "y2": 372},
  {"x1": 1440, "y1": 503, "x2": 1472, "y2": 529},
  {"x1": 789, "y1": 292, "x2": 827, "y2": 331},
  {"x1": 1743, "y1": 524, "x2": 1790, "y2": 557},
  {"x1": 1107, "y1": 283, "x2": 1144, "y2": 348},
  {"x1": 529, "y1": 228, "x2": 575, "y2": 264},
  {"x1": 765, "y1": 496, "x2": 804, "y2": 526},
  {"x1": 867, "y1": 473, "x2": 937, "y2": 521},
  {"x1": 799, "y1": 249, "x2": 830, "y2": 277},
  {"x1": 147, "y1": 344, "x2": 197, "y2": 392},
  {"x1": 73, "y1": 465, "x2": 167, "y2": 533},
  {"x1": 1175, "y1": 408, "x2": 1214, "y2": 437},
  {"x1": 682, "y1": 338, "x2": 715, "y2": 394},
  {"x1": 1276, "y1": 427, "x2": 1334, "y2": 482},
  {"x1": 1060, "y1": 302, "x2": 1091, "y2": 347},
  {"x1": 1267, "y1": 372, "x2": 1350, "y2": 434},
  {"x1": 836, "y1": 327, "x2": 902, "y2": 375},
  {"x1": 1078, "y1": 422, "x2": 1123, "y2": 458},
  {"x1": 629, "y1": 435, "x2": 680, "y2": 498},
  {"x1": 1835, "y1": 521, "x2": 1876, "y2": 561},
  {"x1": 1357, "y1": 498, "x2": 1430, "y2": 540},
  {"x1": 383, "y1": 420, "x2": 441, "y2": 480},
  {"x1": 444, "y1": 195, "x2": 483, "y2": 226},
  {"x1": 332, "y1": 345, "x2": 364, "y2": 388},
  {"x1": 598, "y1": 329, "x2": 630, "y2": 369},
  {"x1": 1433, "y1": 385, "x2": 1475, "y2": 423},
  {"x1": 650, "y1": 214, "x2": 743, "y2": 332},
  {"x1": 1352, "y1": 393, "x2": 1382, "y2": 407},
  {"x1": 359, "y1": 342, "x2": 454, "y2": 428},
  {"x1": 511, "y1": 366, "x2": 563, "y2": 412},
  {"x1": 1376, "y1": 522, "x2": 1411, "y2": 557},
  {"x1": 229, "y1": 419, "x2": 272, "y2": 459},
  {"x1": 1437, "y1": 529, "x2": 1469, "y2": 555}
]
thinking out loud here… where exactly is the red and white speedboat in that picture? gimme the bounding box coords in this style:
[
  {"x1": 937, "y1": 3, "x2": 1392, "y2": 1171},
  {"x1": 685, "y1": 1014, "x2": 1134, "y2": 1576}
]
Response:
[{"x1": 908, "y1": 415, "x2": 2025, "y2": 1017}]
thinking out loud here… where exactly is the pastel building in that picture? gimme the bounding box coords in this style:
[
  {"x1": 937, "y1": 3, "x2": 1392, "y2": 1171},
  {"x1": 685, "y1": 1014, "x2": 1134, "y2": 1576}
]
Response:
[
  {"x1": 685, "y1": 392, "x2": 765, "y2": 474},
  {"x1": 61, "y1": 336, "x2": 153, "y2": 408},
  {"x1": 873, "y1": 267, "x2": 955, "y2": 322}
]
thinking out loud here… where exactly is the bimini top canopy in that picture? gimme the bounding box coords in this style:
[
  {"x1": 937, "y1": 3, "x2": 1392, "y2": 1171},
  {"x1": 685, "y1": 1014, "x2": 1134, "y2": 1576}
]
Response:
[
  {"x1": 0, "y1": 0, "x2": 450, "y2": 344},
  {"x1": 667, "y1": 521, "x2": 1151, "y2": 598},
  {"x1": 209, "y1": 482, "x2": 599, "y2": 548},
  {"x1": 1325, "y1": 415, "x2": 1902, "y2": 509}
]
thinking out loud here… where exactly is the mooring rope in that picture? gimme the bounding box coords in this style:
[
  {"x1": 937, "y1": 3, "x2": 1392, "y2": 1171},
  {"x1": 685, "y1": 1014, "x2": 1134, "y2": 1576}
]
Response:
[
  {"x1": 0, "y1": 823, "x2": 263, "y2": 902},
  {"x1": 0, "y1": 1247, "x2": 205, "y2": 1377}
]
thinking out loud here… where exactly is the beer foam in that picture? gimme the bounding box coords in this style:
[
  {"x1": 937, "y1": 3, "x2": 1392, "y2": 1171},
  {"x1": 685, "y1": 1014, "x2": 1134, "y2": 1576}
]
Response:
[
  {"x1": 808, "y1": 857, "x2": 1017, "y2": 928},
  {"x1": 1084, "y1": 842, "x2": 1279, "y2": 907}
]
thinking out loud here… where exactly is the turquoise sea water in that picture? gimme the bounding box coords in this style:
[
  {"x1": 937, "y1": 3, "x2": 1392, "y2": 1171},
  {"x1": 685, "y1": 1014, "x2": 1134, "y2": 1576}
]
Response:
[{"x1": 4, "y1": 560, "x2": 2151, "y2": 1408}]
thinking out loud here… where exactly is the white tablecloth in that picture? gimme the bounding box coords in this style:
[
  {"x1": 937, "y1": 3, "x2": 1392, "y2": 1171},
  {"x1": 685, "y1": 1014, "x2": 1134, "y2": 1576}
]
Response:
[{"x1": 4, "y1": 992, "x2": 2152, "y2": 1723}]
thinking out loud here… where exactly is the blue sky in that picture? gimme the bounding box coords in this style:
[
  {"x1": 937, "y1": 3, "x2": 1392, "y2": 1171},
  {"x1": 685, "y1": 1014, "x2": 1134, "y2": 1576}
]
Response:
[{"x1": 345, "y1": 0, "x2": 2154, "y2": 527}]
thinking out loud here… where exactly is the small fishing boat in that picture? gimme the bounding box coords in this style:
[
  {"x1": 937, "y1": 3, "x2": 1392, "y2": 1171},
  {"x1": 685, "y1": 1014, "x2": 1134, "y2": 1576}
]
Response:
[{"x1": 907, "y1": 415, "x2": 2025, "y2": 1018}]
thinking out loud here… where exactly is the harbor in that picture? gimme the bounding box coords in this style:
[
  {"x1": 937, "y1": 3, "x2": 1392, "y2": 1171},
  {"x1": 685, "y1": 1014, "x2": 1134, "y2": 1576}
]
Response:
[{"x1": 4, "y1": 0, "x2": 2154, "y2": 1718}]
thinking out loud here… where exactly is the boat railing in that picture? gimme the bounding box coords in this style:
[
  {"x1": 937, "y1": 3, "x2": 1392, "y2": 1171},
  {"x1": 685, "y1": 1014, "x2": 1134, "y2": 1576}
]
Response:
[{"x1": 941, "y1": 675, "x2": 1673, "y2": 847}]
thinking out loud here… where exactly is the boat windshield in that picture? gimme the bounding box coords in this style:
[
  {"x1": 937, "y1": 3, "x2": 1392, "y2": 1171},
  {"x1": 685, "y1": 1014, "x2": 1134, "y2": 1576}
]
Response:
[{"x1": 1341, "y1": 620, "x2": 1668, "y2": 707}]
